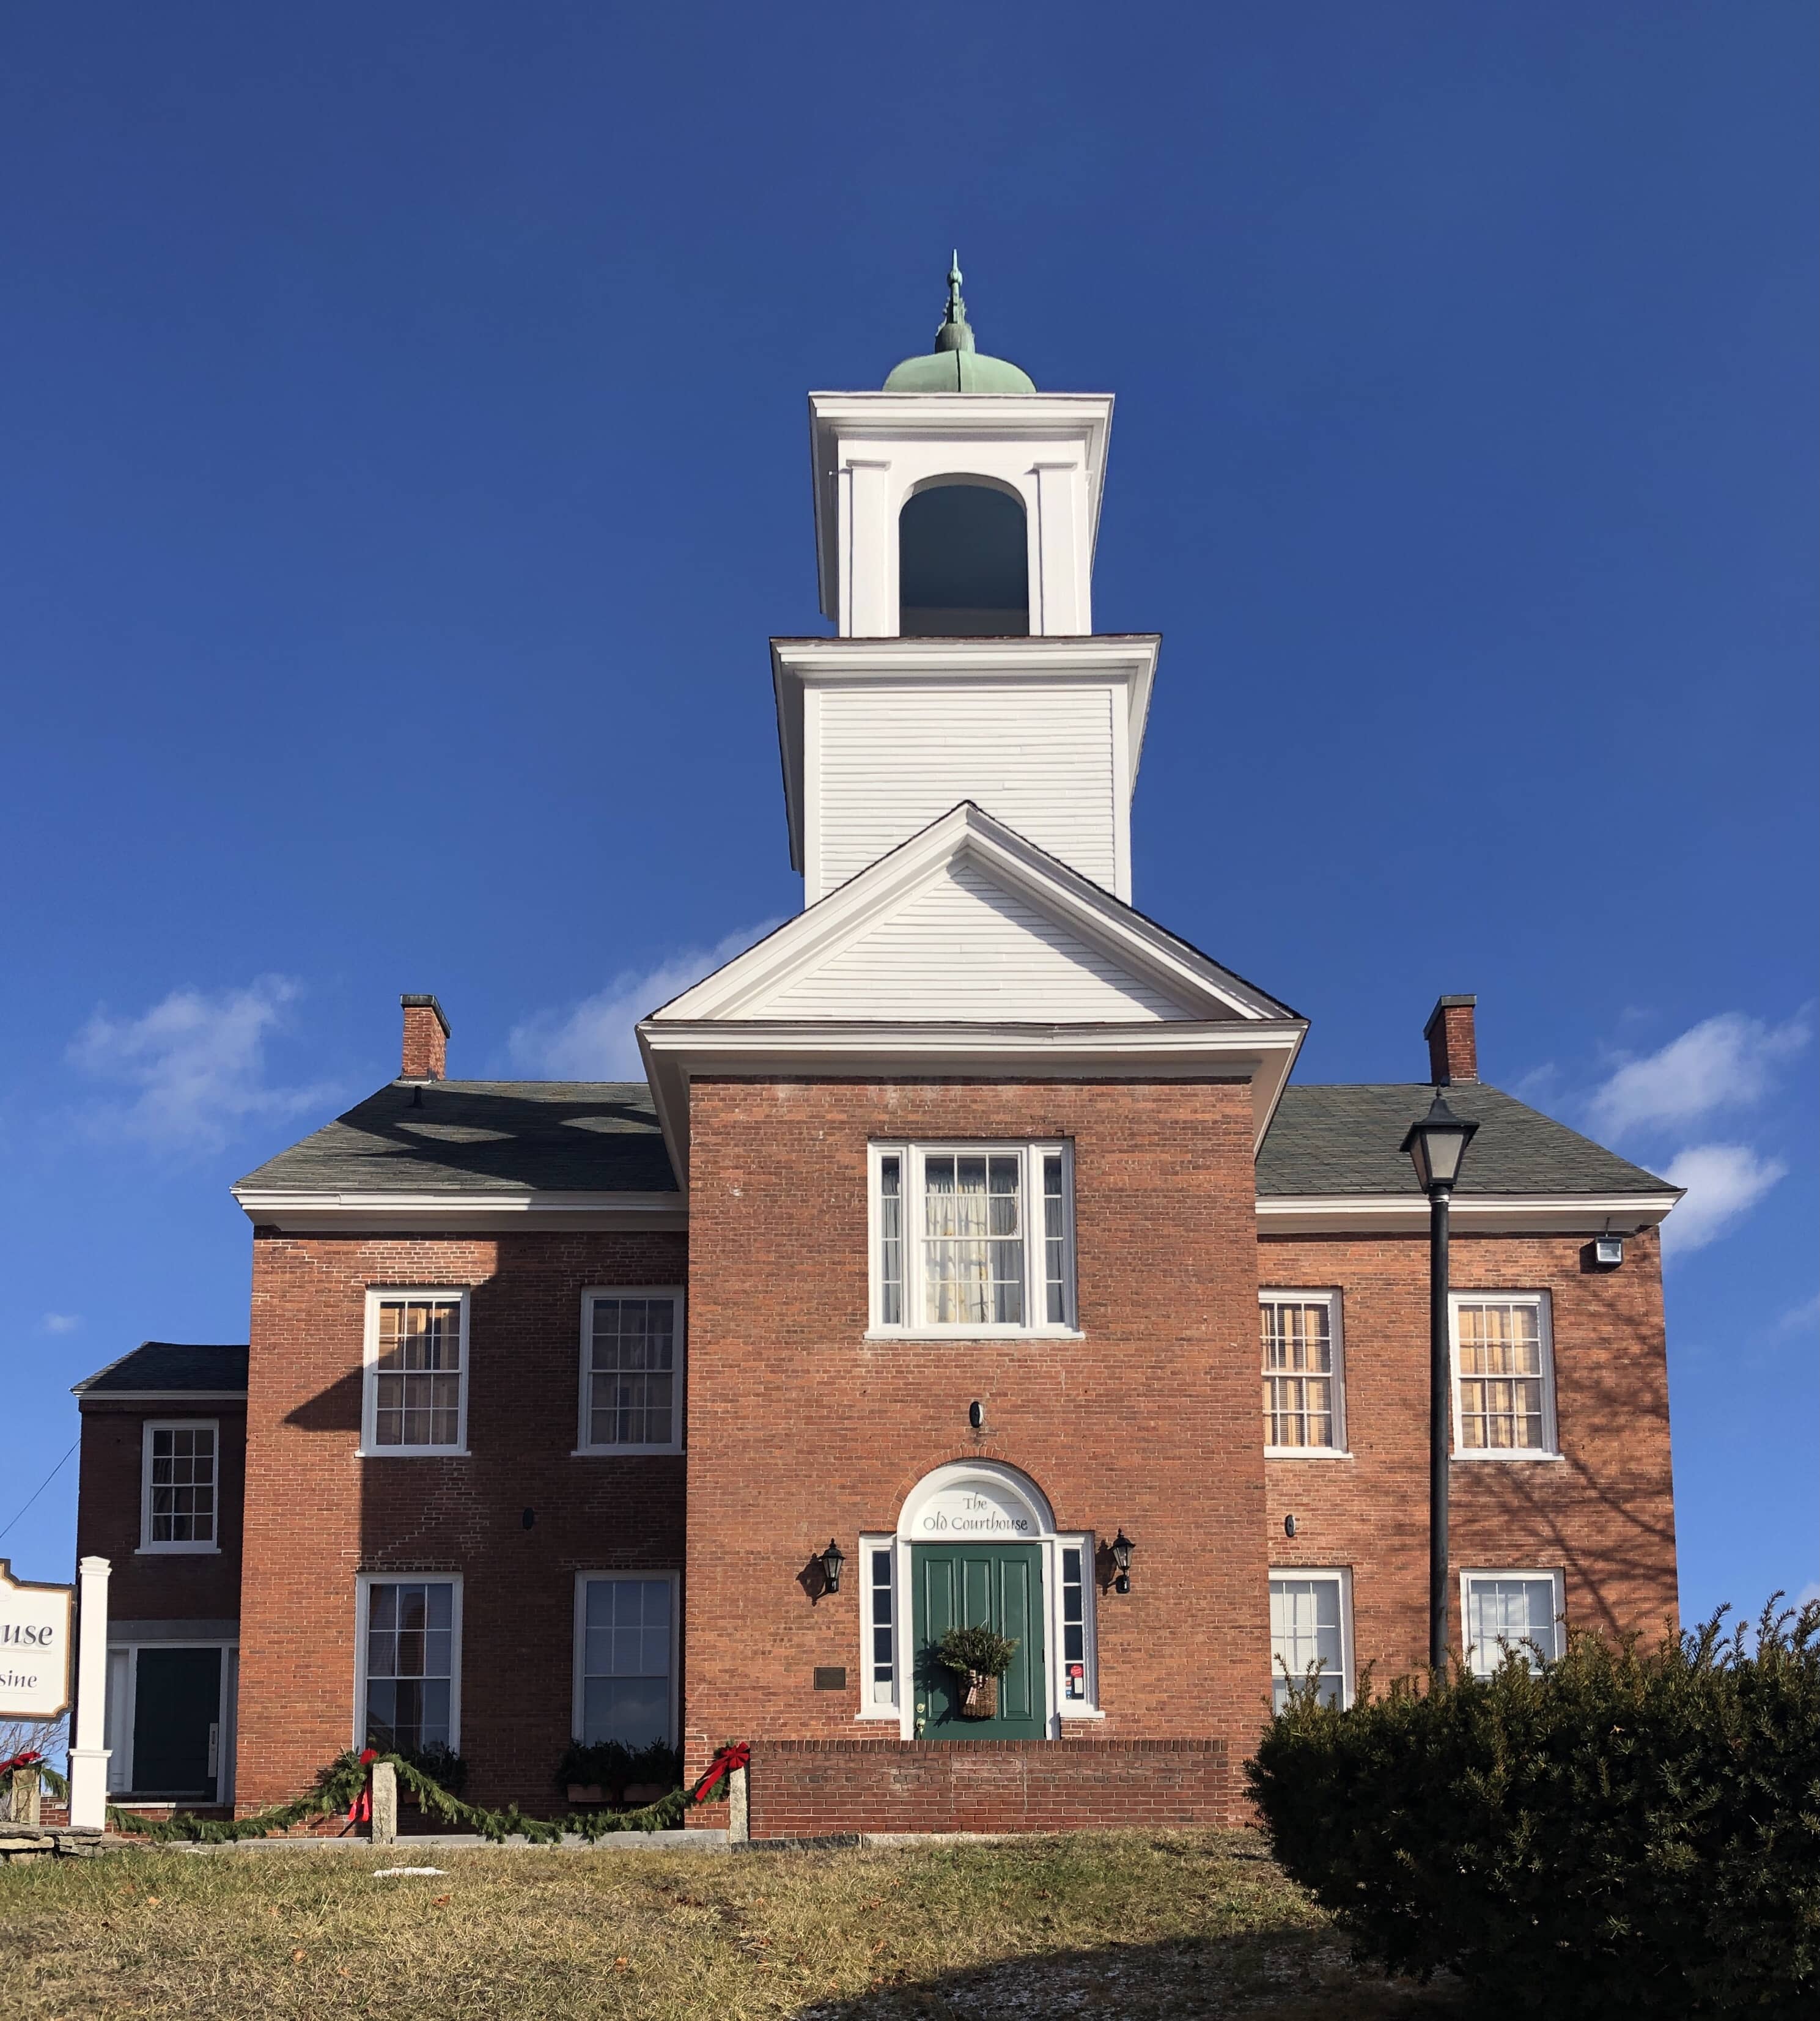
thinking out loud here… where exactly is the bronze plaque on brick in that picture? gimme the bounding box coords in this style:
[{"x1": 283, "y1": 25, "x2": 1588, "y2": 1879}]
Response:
[{"x1": 813, "y1": 1666, "x2": 847, "y2": 1691}]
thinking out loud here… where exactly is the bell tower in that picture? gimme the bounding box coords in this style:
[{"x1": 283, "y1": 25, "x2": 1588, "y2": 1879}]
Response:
[{"x1": 775, "y1": 259, "x2": 1158, "y2": 904}]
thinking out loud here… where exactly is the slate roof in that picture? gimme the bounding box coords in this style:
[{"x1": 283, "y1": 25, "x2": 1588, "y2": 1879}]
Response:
[
  {"x1": 74, "y1": 1342, "x2": 249, "y2": 1397},
  {"x1": 235, "y1": 1081, "x2": 679, "y2": 1197},
  {"x1": 1257, "y1": 1083, "x2": 1677, "y2": 1198}
]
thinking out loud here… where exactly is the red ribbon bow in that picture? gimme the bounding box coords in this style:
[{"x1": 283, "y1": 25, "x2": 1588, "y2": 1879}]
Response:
[
  {"x1": 1, "y1": 1750, "x2": 45, "y2": 1777},
  {"x1": 689, "y1": 1741, "x2": 751, "y2": 1806},
  {"x1": 347, "y1": 1747, "x2": 378, "y2": 1825}
]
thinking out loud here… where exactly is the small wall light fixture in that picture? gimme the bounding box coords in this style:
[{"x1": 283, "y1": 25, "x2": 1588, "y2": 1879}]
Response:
[
  {"x1": 1593, "y1": 1234, "x2": 1625, "y2": 1267},
  {"x1": 1284, "y1": 1514, "x2": 1297, "y2": 1539},
  {"x1": 1110, "y1": 1530, "x2": 1135, "y2": 1594},
  {"x1": 820, "y1": 1537, "x2": 846, "y2": 1596},
  {"x1": 968, "y1": 1399, "x2": 985, "y2": 1430},
  {"x1": 521, "y1": 1507, "x2": 536, "y2": 1530}
]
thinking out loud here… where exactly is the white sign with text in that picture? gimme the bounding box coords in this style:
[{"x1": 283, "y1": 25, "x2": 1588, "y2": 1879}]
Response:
[
  {"x1": 909, "y1": 1483, "x2": 1038, "y2": 1540},
  {"x1": 0, "y1": 1559, "x2": 75, "y2": 1721}
]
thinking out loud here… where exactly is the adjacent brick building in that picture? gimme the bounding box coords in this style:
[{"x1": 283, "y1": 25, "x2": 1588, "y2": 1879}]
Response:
[{"x1": 75, "y1": 271, "x2": 1681, "y2": 1831}]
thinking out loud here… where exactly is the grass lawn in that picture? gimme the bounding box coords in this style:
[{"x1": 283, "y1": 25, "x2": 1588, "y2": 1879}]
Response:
[{"x1": 0, "y1": 1830, "x2": 1462, "y2": 2019}]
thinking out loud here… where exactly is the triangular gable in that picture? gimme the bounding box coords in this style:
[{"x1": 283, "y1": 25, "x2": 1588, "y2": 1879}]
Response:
[{"x1": 649, "y1": 801, "x2": 1292, "y2": 1028}]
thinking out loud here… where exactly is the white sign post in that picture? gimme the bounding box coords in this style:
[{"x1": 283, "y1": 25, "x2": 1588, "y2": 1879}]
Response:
[{"x1": 67, "y1": 1557, "x2": 112, "y2": 1831}]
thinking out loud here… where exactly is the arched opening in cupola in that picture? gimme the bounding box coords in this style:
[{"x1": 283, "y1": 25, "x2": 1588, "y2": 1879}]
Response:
[{"x1": 897, "y1": 481, "x2": 1030, "y2": 637}]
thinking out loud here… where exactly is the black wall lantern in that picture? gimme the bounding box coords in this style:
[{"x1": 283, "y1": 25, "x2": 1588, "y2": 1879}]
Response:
[
  {"x1": 1110, "y1": 1530, "x2": 1134, "y2": 1594},
  {"x1": 820, "y1": 1537, "x2": 846, "y2": 1596}
]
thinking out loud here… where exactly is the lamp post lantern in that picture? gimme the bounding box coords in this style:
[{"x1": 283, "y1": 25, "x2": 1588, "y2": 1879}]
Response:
[{"x1": 1401, "y1": 1089, "x2": 1478, "y2": 1673}]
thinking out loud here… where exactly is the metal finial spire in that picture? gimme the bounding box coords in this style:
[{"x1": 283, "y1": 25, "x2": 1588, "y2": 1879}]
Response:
[{"x1": 934, "y1": 250, "x2": 975, "y2": 355}]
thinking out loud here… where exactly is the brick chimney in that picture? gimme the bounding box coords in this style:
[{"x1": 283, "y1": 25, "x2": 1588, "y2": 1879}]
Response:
[
  {"x1": 1424, "y1": 994, "x2": 1478, "y2": 1084},
  {"x1": 400, "y1": 994, "x2": 449, "y2": 1081}
]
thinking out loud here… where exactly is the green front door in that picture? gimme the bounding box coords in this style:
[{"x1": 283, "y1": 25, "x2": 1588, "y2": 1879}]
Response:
[
  {"x1": 132, "y1": 1647, "x2": 221, "y2": 1800},
  {"x1": 912, "y1": 1543, "x2": 1047, "y2": 1739}
]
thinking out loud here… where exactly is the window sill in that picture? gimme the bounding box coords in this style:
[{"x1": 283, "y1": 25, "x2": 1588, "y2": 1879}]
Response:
[
  {"x1": 1264, "y1": 1449, "x2": 1355, "y2": 1462},
  {"x1": 864, "y1": 1328, "x2": 1086, "y2": 1344},
  {"x1": 1453, "y1": 1451, "x2": 1564, "y2": 1463},
  {"x1": 356, "y1": 1448, "x2": 471, "y2": 1460},
  {"x1": 570, "y1": 1447, "x2": 685, "y2": 1459},
  {"x1": 854, "y1": 1708, "x2": 900, "y2": 1723},
  {"x1": 134, "y1": 1544, "x2": 221, "y2": 1556},
  {"x1": 1059, "y1": 1705, "x2": 1107, "y2": 1721}
]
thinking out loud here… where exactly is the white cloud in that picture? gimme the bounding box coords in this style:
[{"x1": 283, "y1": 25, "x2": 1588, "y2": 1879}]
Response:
[
  {"x1": 507, "y1": 926, "x2": 781, "y2": 1080},
  {"x1": 1659, "y1": 1143, "x2": 1788, "y2": 1257},
  {"x1": 1775, "y1": 1293, "x2": 1820, "y2": 1338},
  {"x1": 1586, "y1": 1012, "x2": 1810, "y2": 1140},
  {"x1": 40, "y1": 1313, "x2": 81, "y2": 1335},
  {"x1": 68, "y1": 975, "x2": 337, "y2": 1155}
]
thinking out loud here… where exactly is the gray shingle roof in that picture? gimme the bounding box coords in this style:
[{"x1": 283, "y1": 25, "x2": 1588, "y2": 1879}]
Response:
[
  {"x1": 235, "y1": 1081, "x2": 679, "y2": 1196},
  {"x1": 1257, "y1": 1083, "x2": 1676, "y2": 1198},
  {"x1": 74, "y1": 1342, "x2": 249, "y2": 1397}
]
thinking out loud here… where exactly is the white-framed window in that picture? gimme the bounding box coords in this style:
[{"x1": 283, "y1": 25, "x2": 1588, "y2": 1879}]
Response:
[
  {"x1": 1261, "y1": 1291, "x2": 1347, "y2": 1455},
  {"x1": 1451, "y1": 1292, "x2": 1558, "y2": 1458},
  {"x1": 1269, "y1": 1570, "x2": 1353, "y2": 1711},
  {"x1": 1059, "y1": 1541, "x2": 1093, "y2": 1704},
  {"x1": 361, "y1": 1290, "x2": 469, "y2": 1456},
  {"x1": 575, "y1": 1290, "x2": 685, "y2": 1454},
  {"x1": 859, "y1": 1538, "x2": 897, "y2": 1715},
  {"x1": 1461, "y1": 1569, "x2": 1565, "y2": 1678},
  {"x1": 355, "y1": 1575, "x2": 461, "y2": 1753},
  {"x1": 869, "y1": 1142, "x2": 1077, "y2": 1336},
  {"x1": 572, "y1": 1573, "x2": 679, "y2": 1748},
  {"x1": 139, "y1": 1419, "x2": 219, "y2": 1552}
]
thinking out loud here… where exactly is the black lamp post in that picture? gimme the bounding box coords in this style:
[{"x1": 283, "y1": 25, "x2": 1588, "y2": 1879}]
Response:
[{"x1": 1401, "y1": 1089, "x2": 1478, "y2": 1673}]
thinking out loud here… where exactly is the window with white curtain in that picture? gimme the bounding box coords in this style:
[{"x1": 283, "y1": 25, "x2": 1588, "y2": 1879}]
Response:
[
  {"x1": 363, "y1": 1291, "x2": 468, "y2": 1454},
  {"x1": 1462, "y1": 1570, "x2": 1564, "y2": 1677},
  {"x1": 1269, "y1": 1572, "x2": 1352, "y2": 1710},
  {"x1": 1260, "y1": 1292, "x2": 1346, "y2": 1453},
  {"x1": 869, "y1": 1143, "x2": 1075, "y2": 1334}
]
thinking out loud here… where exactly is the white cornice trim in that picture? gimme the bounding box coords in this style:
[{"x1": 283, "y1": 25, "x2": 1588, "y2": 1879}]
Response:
[
  {"x1": 230, "y1": 1187, "x2": 687, "y2": 1235},
  {"x1": 771, "y1": 635, "x2": 1160, "y2": 876},
  {"x1": 1256, "y1": 1192, "x2": 1679, "y2": 1235},
  {"x1": 638, "y1": 1017, "x2": 1306, "y2": 1183},
  {"x1": 75, "y1": 1391, "x2": 248, "y2": 1403},
  {"x1": 652, "y1": 800, "x2": 1280, "y2": 1028}
]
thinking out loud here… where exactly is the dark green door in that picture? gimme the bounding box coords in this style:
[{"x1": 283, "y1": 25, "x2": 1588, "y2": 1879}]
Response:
[
  {"x1": 912, "y1": 1543, "x2": 1047, "y2": 1739},
  {"x1": 133, "y1": 1648, "x2": 221, "y2": 1799}
]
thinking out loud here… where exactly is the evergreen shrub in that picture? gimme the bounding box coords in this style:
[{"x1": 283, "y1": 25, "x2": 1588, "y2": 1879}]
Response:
[{"x1": 1247, "y1": 1597, "x2": 1819, "y2": 2017}]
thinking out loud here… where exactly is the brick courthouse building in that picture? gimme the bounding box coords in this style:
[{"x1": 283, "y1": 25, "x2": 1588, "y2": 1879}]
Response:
[{"x1": 75, "y1": 273, "x2": 1682, "y2": 1833}]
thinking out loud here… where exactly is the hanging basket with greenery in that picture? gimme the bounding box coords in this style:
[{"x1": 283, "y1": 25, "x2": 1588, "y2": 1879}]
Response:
[{"x1": 935, "y1": 1625, "x2": 1019, "y2": 1720}]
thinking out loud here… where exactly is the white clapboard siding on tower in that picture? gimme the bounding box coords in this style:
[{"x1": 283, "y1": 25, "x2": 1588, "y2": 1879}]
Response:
[
  {"x1": 760, "y1": 855, "x2": 1195, "y2": 1021},
  {"x1": 812, "y1": 682, "x2": 1119, "y2": 900}
]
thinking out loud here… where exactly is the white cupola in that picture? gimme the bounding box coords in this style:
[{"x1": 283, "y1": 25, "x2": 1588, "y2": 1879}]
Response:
[{"x1": 775, "y1": 259, "x2": 1157, "y2": 907}]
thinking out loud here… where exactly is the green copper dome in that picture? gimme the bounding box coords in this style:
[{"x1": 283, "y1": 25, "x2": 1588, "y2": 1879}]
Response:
[{"x1": 884, "y1": 255, "x2": 1036, "y2": 394}]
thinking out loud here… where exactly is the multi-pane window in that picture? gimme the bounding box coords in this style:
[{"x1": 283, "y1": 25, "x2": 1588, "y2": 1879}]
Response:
[
  {"x1": 1261, "y1": 1293, "x2": 1344, "y2": 1452},
  {"x1": 576, "y1": 1577, "x2": 674, "y2": 1747},
  {"x1": 868, "y1": 1548, "x2": 895, "y2": 1707},
  {"x1": 141, "y1": 1422, "x2": 218, "y2": 1550},
  {"x1": 580, "y1": 1292, "x2": 683, "y2": 1452},
  {"x1": 870, "y1": 1144, "x2": 1075, "y2": 1334},
  {"x1": 366, "y1": 1293, "x2": 466, "y2": 1452},
  {"x1": 1453, "y1": 1295, "x2": 1555, "y2": 1455},
  {"x1": 1462, "y1": 1572, "x2": 1563, "y2": 1678},
  {"x1": 1269, "y1": 1574, "x2": 1350, "y2": 1711},
  {"x1": 362, "y1": 1580, "x2": 457, "y2": 1753},
  {"x1": 1061, "y1": 1545, "x2": 1087, "y2": 1701}
]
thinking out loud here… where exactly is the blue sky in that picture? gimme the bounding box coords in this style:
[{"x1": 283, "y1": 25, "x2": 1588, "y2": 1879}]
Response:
[{"x1": 2, "y1": 4, "x2": 1814, "y2": 1631}]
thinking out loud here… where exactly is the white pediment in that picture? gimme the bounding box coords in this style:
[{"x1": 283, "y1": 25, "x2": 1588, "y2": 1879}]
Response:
[{"x1": 648, "y1": 802, "x2": 1286, "y2": 1029}]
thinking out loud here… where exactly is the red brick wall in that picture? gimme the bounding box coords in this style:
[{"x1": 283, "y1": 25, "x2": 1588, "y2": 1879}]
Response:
[
  {"x1": 682, "y1": 1077, "x2": 1269, "y2": 1804},
  {"x1": 76, "y1": 1404, "x2": 246, "y2": 1623},
  {"x1": 1260, "y1": 1226, "x2": 1678, "y2": 1680},
  {"x1": 748, "y1": 1737, "x2": 1234, "y2": 1837},
  {"x1": 234, "y1": 1228, "x2": 688, "y2": 1813}
]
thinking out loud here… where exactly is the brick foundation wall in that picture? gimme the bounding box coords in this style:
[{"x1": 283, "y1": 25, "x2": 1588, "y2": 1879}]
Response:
[
  {"x1": 747, "y1": 1737, "x2": 1235, "y2": 1837},
  {"x1": 1260, "y1": 1226, "x2": 1678, "y2": 1677},
  {"x1": 76, "y1": 1403, "x2": 246, "y2": 1622},
  {"x1": 682, "y1": 1077, "x2": 1269, "y2": 1808},
  {"x1": 234, "y1": 1227, "x2": 687, "y2": 1814}
]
